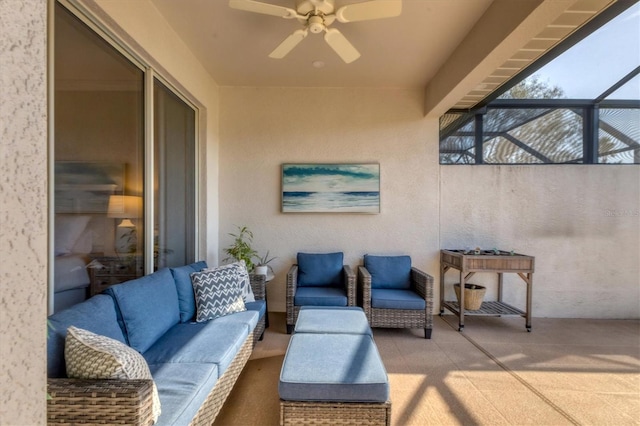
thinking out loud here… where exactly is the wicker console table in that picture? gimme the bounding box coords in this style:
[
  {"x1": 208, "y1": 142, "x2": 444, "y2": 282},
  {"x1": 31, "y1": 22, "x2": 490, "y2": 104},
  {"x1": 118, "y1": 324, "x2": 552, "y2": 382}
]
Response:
[{"x1": 439, "y1": 249, "x2": 535, "y2": 332}]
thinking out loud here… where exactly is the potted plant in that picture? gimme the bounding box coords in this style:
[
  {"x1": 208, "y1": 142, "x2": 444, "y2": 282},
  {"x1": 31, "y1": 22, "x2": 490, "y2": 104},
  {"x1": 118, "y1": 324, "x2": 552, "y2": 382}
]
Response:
[
  {"x1": 223, "y1": 225, "x2": 258, "y2": 272},
  {"x1": 254, "y1": 250, "x2": 277, "y2": 276}
]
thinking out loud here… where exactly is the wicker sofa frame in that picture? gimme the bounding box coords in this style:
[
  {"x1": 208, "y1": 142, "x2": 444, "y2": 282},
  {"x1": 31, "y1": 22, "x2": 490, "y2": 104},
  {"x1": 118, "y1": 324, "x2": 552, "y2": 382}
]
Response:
[
  {"x1": 285, "y1": 264, "x2": 356, "y2": 334},
  {"x1": 358, "y1": 266, "x2": 434, "y2": 339},
  {"x1": 47, "y1": 274, "x2": 266, "y2": 425}
]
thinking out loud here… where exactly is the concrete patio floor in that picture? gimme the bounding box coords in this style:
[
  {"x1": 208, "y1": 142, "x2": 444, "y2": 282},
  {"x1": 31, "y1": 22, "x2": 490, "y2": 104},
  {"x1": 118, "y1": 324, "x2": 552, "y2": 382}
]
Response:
[{"x1": 215, "y1": 312, "x2": 639, "y2": 425}]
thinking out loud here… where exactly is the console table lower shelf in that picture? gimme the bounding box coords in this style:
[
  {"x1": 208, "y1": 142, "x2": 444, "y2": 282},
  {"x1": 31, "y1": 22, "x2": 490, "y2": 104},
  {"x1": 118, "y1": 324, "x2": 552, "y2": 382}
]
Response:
[{"x1": 441, "y1": 300, "x2": 526, "y2": 318}]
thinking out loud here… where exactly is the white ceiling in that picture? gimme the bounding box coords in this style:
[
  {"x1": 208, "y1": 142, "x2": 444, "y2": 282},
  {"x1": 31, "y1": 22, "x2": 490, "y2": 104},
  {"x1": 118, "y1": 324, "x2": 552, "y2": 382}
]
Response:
[{"x1": 149, "y1": 0, "x2": 495, "y2": 88}]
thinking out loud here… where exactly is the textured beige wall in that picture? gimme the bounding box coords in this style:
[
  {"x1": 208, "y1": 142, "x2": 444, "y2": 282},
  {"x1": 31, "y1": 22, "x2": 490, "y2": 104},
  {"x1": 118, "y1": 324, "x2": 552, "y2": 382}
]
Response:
[
  {"x1": 0, "y1": 0, "x2": 48, "y2": 424},
  {"x1": 220, "y1": 87, "x2": 441, "y2": 312},
  {"x1": 440, "y1": 166, "x2": 640, "y2": 318},
  {"x1": 220, "y1": 87, "x2": 640, "y2": 319}
]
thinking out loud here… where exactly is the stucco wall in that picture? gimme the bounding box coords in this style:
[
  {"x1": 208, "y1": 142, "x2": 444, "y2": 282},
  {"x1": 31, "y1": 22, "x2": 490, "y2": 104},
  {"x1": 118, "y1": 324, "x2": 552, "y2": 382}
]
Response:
[
  {"x1": 440, "y1": 165, "x2": 640, "y2": 318},
  {"x1": 220, "y1": 87, "x2": 441, "y2": 313},
  {"x1": 220, "y1": 87, "x2": 639, "y2": 319},
  {"x1": 0, "y1": 0, "x2": 48, "y2": 424}
]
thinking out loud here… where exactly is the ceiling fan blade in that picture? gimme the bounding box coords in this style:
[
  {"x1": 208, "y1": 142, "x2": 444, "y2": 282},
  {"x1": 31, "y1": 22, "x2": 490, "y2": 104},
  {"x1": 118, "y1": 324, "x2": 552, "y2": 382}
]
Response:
[
  {"x1": 229, "y1": 0, "x2": 299, "y2": 19},
  {"x1": 335, "y1": 0, "x2": 402, "y2": 23},
  {"x1": 324, "y1": 28, "x2": 360, "y2": 64},
  {"x1": 269, "y1": 29, "x2": 308, "y2": 59}
]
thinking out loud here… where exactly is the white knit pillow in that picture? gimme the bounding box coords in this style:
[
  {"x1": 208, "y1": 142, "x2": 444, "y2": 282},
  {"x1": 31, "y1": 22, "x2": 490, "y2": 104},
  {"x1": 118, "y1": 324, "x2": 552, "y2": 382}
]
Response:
[{"x1": 65, "y1": 326, "x2": 161, "y2": 423}]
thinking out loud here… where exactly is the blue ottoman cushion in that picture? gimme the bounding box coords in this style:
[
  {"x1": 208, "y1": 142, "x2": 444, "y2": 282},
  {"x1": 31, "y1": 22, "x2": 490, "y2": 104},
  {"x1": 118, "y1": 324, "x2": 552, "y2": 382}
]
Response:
[
  {"x1": 295, "y1": 306, "x2": 372, "y2": 336},
  {"x1": 279, "y1": 333, "x2": 389, "y2": 403}
]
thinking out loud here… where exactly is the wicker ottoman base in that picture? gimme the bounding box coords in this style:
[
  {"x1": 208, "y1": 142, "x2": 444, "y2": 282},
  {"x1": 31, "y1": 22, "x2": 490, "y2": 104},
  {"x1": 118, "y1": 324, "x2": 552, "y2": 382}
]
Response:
[{"x1": 280, "y1": 400, "x2": 391, "y2": 426}]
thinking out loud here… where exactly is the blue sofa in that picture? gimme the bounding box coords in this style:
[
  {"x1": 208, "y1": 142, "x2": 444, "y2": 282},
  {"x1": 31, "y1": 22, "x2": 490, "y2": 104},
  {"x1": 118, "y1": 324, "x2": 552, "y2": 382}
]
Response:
[{"x1": 47, "y1": 261, "x2": 267, "y2": 425}]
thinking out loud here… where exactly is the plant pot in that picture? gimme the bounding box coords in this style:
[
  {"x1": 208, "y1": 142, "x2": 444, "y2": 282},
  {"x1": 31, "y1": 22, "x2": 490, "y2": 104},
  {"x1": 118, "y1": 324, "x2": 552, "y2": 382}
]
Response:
[
  {"x1": 454, "y1": 283, "x2": 486, "y2": 310},
  {"x1": 254, "y1": 265, "x2": 268, "y2": 276}
]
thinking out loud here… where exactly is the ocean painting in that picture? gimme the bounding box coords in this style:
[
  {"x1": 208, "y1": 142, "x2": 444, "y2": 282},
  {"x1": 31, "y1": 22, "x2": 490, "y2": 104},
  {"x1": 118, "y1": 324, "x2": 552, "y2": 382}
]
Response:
[{"x1": 282, "y1": 164, "x2": 380, "y2": 213}]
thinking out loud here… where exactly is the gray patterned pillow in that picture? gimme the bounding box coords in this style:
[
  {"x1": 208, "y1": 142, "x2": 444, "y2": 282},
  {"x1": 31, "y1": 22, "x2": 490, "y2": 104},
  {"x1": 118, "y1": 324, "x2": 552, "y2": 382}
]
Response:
[
  {"x1": 65, "y1": 326, "x2": 161, "y2": 423},
  {"x1": 208, "y1": 261, "x2": 255, "y2": 302},
  {"x1": 191, "y1": 267, "x2": 247, "y2": 322}
]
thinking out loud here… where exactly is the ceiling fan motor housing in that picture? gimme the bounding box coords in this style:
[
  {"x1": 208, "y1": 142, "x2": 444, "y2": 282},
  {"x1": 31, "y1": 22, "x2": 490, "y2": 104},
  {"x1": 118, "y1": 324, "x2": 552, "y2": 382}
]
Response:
[
  {"x1": 296, "y1": 0, "x2": 335, "y2": 15},
  {"x1": 307, "y1": 15, "x2": 325, "y2": 33}
]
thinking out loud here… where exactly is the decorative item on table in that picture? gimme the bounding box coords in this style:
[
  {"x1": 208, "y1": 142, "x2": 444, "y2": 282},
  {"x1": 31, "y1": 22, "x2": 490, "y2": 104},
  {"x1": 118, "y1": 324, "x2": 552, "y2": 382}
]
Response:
[
  {"x1": 474, "y1": 247, "x2": 481, "y2": 255},
  {"x1": 254, "y1": 250, "x2": 277, "y2": 278},
  {"x1": 454, "y1": 283, "x2": 486, "y2": 310}
]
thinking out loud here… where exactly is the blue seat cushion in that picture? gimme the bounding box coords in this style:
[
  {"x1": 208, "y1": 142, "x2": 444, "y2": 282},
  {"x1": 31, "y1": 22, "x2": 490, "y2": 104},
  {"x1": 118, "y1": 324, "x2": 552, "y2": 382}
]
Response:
[
  {"x1": 143, "y1": 320, "x2": 249, "y2": 377},
  {"x1": 364, "y1": 255, "x2": 411, "y2": 289},
  {"x1": 294, "y1": 286, "x2": 348, "y2": 307},
  {"x1": 279, "y1": 333, "x2": 389, "y2": 403},
  {"x1": 371, "y1": 288, "x2": 426, "y2": 310},
  {"x1": 105, "y1": 268, "x2": 180, "y2": 353},
  {"x1": 47, "y1": 294, "x2": 126, "y2": 378},
  {"x1": 297, "y1": 252, "x2": 343, "y2": 287},
  {"x1": 244, "y1": 300, "x2": 267, "y2": 320},
  {"x1": 295, "y1": 306, "x2": 372, "y2": 336},
  {"x1": 149, "y1": 362, "x2": 218, "y2": 426},
  {"x1": 170, "y1": 261, "x2": 208, "y2": 323}
]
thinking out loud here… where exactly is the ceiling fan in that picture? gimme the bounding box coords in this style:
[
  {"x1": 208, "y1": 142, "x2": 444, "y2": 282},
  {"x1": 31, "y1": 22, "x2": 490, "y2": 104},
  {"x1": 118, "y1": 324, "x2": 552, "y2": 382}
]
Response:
[{"x1": 229, "y1": 0, "x2": 402, "y2": 63}]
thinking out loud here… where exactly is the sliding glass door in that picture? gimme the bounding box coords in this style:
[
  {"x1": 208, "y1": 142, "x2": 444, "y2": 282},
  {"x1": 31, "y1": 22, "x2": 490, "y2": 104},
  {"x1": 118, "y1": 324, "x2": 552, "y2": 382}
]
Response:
[{"x1": 52, "y1": 2, "x2": 197, "y2": 313}]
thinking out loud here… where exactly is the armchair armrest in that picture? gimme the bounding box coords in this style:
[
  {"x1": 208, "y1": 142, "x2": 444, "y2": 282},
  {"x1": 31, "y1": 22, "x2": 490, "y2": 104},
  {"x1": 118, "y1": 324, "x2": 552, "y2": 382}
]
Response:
[
  {"x1": 357, "y1": 266, "x2": 373, "y2": 318},
  {"x1": 343, "y1": 265, "x2": 356, "y2": 306},
  {"x1": 48, "y1": 378, "x2": 155, "y2": 425},
  {"x1": 410, "y1": 267, "x2": 434, "y2": 301},
  {"x1": 249, "y1": 273, "x2": 266, "y2": 300}
]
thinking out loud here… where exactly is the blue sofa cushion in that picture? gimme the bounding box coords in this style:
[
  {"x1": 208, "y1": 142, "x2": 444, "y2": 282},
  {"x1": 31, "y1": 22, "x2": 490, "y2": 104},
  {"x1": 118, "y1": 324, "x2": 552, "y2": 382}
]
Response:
[
  {"x1": 371, "y1": 288, "x2": 426, "y2": 310},
  {"x1": 364, "y1": 255, "x2": 412, "y2": 289},
  {"x1": 149, "y1": 362, "x2": 218, "y2": 426},
  {"x1": 295, "y1": 306, "x2": 372, "y2": 336},
  {"x1": 279, "y1": 333, "x2": 389, "y2": 403},
  {"x1": 143, "y1": 320, "x2": 249, "y2": 377},
  {"x1": 47, "y1": 294, "x2": 126, "y2": 378},
  {"x1": 297, "y1": 252, "x2": 343, "y2": 287},
  {"x1": 170, "y1": 261, "x2": 208, "y2": 323},
  {"x1": 244, "y1": 300, "x2": 266, "y2": 320},
  {"x1": 294, "y1": 286, "x2": 348, "y2": 307},
  {"x1": 106, "y1": 268, "x2": 180, "y2": 353}
]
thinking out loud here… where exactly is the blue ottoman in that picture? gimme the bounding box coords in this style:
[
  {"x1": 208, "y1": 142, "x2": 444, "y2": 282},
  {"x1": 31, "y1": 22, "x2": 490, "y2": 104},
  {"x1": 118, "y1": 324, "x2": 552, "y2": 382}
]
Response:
[
  {"x1": 294, "y1": 306, "x2": 373, "y2": 336},
  {"x1": 279, "y1": 333, "x2": 391, "y2": 425}
]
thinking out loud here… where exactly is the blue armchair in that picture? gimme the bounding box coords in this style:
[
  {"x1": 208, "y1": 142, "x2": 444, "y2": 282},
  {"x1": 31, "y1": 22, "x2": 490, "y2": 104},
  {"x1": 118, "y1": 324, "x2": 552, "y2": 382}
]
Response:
[
  {"x1": 358, "y1": 254, "x2": 434, "y2": 339},
  {"x1": 286, "y1": 252, "x2": 356, "y2": 334}
]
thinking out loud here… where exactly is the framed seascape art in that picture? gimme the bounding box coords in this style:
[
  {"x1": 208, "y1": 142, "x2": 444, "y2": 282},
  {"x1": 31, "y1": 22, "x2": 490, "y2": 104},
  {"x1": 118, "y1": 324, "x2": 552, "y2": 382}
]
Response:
[{"x1": 282, "y1": 163, "x2": 380, "y2": 213}]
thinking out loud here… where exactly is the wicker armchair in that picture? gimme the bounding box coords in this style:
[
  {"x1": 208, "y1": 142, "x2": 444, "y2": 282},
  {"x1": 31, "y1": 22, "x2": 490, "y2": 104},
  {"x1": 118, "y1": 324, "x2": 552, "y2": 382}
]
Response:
[
  {"x1": 286, "y1": 252, "x2": 356, "y2": 334},
  {"x1": 358, "y1": 255, "x2": 434, "y2": 339}
]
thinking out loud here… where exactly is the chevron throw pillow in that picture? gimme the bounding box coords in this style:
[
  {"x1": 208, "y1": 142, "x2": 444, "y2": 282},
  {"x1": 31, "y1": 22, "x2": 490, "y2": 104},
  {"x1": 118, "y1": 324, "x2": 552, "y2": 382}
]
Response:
[
  {"x1": 191, "y1": 268, "x2": 246, "y2": 322},
  {"x1": 65, "y1": 326, "x2": 161, "y2": 423},
  {"x1": 207, "y1": 261, "x2": 255, "y2": 303}
]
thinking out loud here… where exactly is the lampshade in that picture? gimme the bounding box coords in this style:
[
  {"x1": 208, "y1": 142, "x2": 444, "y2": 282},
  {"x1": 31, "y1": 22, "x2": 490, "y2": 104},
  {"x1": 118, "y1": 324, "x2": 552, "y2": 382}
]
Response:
[{"x1": 107, "y1": 195, "x2": 142, "y2": 219}]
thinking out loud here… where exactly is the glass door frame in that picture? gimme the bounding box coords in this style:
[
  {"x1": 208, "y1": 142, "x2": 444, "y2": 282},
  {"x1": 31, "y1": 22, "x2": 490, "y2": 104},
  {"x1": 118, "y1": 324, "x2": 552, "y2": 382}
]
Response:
[{"x1": 48, "y1": 0, "x2": 201, "y2": 314}]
